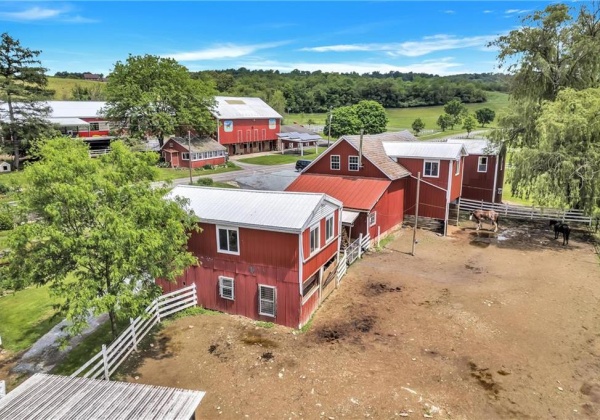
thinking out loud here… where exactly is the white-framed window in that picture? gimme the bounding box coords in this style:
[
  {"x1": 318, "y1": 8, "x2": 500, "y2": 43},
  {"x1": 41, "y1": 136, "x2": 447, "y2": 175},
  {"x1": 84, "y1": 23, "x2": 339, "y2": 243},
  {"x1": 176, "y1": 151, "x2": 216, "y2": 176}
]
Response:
[
  {"x1": 182, "y1": 152, "x2": 190, "y2": 160},
  {"x1": 478, "y1": 156, "x2": 488, "y2": 173},
  {"x1": 455, "y1": 159, "x2": 460, "y2": 176},
  {"x1": 258, "y1": 285, "x2": 276, "y2": 317},
  {"x1": 219, "y1": 276, "x2": 234, "y2": 300},
  {"x1": 368, "y1": 212, "x2": 377, "y2": 226},
  {"x1": 325, "y1": 215, "x2": 334, "y2": 242},
  {"x1": 330, "y1": 155, "x2": 340, "y2": 170},
  {"x1": 310, "y1": 224, "x2": 320, "y2": 254},
  {"x1": 217, "y1": 226, "x2": 239, "y2": 255},
  {"x1": 423, "y1": 160, "x2": 439, "y2": 177},
  {"x1": 349, "y1": 156, "x2": 359, "y2": 171},
  {"x1": 89, "y1": 122, "x2": 100, "y2": 131}
]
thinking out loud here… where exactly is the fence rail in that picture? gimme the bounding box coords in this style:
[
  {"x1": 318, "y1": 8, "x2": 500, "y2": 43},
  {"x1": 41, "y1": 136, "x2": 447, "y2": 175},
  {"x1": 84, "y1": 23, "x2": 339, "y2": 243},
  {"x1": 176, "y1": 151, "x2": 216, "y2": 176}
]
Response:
[
  {"x1": 457, "y1": 198, "x2": 592, "y2": 225},
  {"x1": 71, "y1": 284, "x2": 197, "y2": 380}
]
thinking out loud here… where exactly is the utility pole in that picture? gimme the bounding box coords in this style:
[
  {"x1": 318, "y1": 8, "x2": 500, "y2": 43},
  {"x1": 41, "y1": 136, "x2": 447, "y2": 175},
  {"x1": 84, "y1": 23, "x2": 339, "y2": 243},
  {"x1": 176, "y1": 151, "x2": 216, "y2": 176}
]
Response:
[
  {"x1": 327, "y1": 106, "x2": 333, "y2": 147},
  {"x1": 188, "y1": 131, "x2": 193, "y2": 185},
  {"x1": 412, "y1": 172, "x2": 421, "y2": 256}
]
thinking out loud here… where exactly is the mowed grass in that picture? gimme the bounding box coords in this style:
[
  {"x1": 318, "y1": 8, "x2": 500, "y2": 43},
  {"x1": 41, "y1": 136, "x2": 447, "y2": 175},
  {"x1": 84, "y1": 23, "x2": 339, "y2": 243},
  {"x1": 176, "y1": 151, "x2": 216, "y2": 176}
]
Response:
[
  {"x1": 238, "y1": 147, "x2": 327, "y2": 165},
  {"x1": 155, "y1": 163, "x2": 242, "y2": 182},
  {"x1": 286, "y1": 91, "x2": 510, "y2": 132},
  {"x1": 47, "y1": 77, "x2": 106, "y2": 100},
  {"x1": 0, "y1": 285, "x2": 61, "y2": 352}
]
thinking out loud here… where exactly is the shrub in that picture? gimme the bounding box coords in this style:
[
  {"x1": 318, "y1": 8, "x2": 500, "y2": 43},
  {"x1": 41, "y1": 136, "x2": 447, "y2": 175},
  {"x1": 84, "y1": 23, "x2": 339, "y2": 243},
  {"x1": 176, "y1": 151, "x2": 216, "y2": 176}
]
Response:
[
  {"x1": 203, "y1": 164, "x2": 213, "y2": 170},
  {"x1": 0, "y1": 183, "x2": 10, "y2": 195},
  {"x1": 195, "y1": 177, "x2": 214, "y2": 186},
  {"x1": 0, "y1": 212, "x2": 14, "y2": 231}
]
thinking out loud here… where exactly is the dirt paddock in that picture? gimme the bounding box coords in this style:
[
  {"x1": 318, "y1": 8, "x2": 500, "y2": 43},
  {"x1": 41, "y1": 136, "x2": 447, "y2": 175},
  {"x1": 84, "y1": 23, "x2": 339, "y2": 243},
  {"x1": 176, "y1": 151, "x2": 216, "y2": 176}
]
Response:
[{"x1": 124, "y1": 220, "x2": 600, "y2": 419}]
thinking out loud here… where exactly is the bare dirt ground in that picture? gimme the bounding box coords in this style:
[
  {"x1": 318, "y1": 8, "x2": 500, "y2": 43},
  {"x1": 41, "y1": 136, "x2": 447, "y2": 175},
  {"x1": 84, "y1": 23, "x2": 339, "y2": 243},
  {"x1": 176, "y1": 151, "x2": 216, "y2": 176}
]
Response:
[{"x1": 123, "y1": 220, "x2": 600, "y2": 419}]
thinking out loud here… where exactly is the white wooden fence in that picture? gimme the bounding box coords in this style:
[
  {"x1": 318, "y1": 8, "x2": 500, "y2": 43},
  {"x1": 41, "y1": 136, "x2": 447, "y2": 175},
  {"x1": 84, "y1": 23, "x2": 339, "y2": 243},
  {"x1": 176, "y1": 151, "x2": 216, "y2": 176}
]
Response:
[
  {"x1": 457, "y1": 198, "x2": 592, "y2": 226},
  {"x1": 71, "y1": 284, "x2": 197, "y2": 380},
  {"x1": 338, "y1": 233, "x2": 371, "y2": 283}
]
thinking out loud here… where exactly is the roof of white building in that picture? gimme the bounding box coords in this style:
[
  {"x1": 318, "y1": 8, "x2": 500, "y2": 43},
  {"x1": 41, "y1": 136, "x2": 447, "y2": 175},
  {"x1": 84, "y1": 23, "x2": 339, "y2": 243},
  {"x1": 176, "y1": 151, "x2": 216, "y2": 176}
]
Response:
[
  {"x1": 45, "y1": 101, "x2": 106, "y2": 118},
  {"x1": 168, "y1": 186, "x2": 341, "y2": 234},
  {"x1": 212, "y1": 96, "x2": 282, "y2": 120},
  {"x1": 383, "y1": 141, "x2": 468, "y2": 160},
  {"x1": 445, "y1": 138, "x2": 500, "y2": 155}
]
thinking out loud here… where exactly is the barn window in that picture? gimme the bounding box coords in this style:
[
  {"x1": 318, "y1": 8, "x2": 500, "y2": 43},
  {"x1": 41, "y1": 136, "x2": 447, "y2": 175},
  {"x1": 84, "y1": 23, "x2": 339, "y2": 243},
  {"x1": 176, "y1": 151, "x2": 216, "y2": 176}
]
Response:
[
  {"x1": 455, "y1": 159, "x2": 460, "y2": 176},
  {"x1": 330, "y1": 155, "x2": 340, "y2": 170},
  {"x1": 258, "y1": 285, "x2": 276, "y2": 317},
  {"x1": 368, "y1": 212, "x2": 377, "y2": 226},
  {"x1": 182, "y1": 153, "x2": 190, "y2": 161},
  {"x1": 310, "y1": 224, "x2": 320, "y2": 254},
  {"x1": 217, "y1": 226, "x2": 239, "y2": 255},
  {"x1": 302, "y1": 272, "x2": 319, "y2": 297},
  {"x1": 89, "y1": 122, "x2": 100, "y2": 131},
  {"x1": 423, "y1": 160, "x2": 439, "y2": 177},
  {"x1": 325, "y1": 215, "x2": 334, "y2": 242},
  {"x1": 219, "y1": 276, "x2": 234, "y2": 300},
  {"x1": 478, "y1": 157, "x2": 488, "y2": 173},
  {"x1": 349, "y1": 156, "x2": 359, "y2": 171}
]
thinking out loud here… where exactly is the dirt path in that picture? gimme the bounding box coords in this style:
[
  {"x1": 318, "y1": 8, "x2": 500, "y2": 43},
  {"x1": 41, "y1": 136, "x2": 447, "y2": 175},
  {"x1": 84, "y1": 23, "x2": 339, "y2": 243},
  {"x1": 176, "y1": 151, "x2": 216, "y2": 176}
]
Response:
[{"x1": 123, "y1": 221, "x2": 600, "y2": 419}]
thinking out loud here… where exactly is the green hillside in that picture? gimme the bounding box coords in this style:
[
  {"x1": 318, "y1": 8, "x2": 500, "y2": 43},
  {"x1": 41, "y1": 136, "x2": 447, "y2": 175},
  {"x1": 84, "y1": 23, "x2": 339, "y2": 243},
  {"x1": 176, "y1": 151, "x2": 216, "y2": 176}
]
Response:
[{"x1": 47, "y1": 77, "x2": 106, "y2": 100}]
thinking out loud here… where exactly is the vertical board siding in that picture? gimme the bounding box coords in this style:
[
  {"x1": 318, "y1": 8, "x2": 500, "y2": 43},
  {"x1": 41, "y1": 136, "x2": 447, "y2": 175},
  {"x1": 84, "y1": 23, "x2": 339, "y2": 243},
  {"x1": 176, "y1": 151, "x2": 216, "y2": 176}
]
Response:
[
  {"x1": 396, "y1": 158, "x2": 451, "y2": 190},
  {"x1": 302, "y1": 239, "x2": 339, "y2": 282},
  {"x1": 404, "y1": 177, "x2": 448, "y2": 220},
  {"x1": 300, "y1": 290, "x2": 320, "y2": 327},
  {"x1": 368, "y1": 178, "x2": 405, "y2": 238},
  {"x1": 305, "y1": 140, "x2": 388, "y2": 179},
  {"x1": 218, "y1": 119, "x2": 280, "y2": 145},
  {"x1": 460, "y1": 155, "x2": 500, "y2": 202},
  {"x1": 495, "y1": 154, "x2": 506, "y2": 203},
  {"x1": 450, "y1": 158, "x2": 463, "y2": 201}
]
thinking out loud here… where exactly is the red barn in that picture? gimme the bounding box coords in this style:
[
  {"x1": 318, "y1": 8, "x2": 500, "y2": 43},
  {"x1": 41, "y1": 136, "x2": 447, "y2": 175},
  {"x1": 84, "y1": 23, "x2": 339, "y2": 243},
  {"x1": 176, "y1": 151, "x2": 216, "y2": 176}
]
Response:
[
  {"x1": 45, "y1": 101, "x2": 110, "y2": 138},
  {"x1": 446, "y1": 139, "x2": 505, "y2": 203},
  {"x1": 159, "y1": 186, "x2": 342, "y2": 329},
  {"x1": 212, "y1": 97, "x2": 282, "y2": 155},
  {"x1": 161, "y1": 136, "x2": 227, "y2": 168},
  {"x1": 383, "y1": 142, "x2": 467, "y2": 231},
  {"x1": 286, "y1": 131, "x2": 414, "y2": 242}
]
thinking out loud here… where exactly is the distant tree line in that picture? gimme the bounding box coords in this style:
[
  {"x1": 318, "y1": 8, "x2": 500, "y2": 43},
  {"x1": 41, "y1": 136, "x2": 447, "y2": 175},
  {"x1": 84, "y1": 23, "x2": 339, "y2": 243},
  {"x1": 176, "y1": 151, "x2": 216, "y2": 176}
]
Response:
[
  {"x1": 192, "y1": 69, "x2": 510, "y2": 114},
  {"x1": 54, "y1": 71, "x2": 104, "y2": 79}
]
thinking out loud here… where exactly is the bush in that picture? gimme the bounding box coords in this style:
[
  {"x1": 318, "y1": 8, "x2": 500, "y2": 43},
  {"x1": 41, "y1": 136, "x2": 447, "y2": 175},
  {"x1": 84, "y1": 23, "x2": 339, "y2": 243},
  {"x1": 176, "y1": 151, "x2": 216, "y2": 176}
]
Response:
[
  {"x1": 0, "y1": 212, "x2": 14, "y2": 231},
  {"x1": 0, "y1": 183, "x2": 10, "y2": 195},
  {"x1": 195, "y1": 177, "x2": 214, "y2": 186},
  {"x1": 203, "y1": 164, "x2": 214, "y2": 170}
]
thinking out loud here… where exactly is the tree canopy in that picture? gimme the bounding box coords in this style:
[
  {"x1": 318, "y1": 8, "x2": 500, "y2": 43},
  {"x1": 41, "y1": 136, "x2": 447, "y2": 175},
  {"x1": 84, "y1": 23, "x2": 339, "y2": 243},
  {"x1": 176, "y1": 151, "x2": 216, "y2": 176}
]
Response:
[
  {"x1": 103, "y1": 54, "x2": 216, "y2": 148},
  {"x1": 324, "y1": 100, "x2": 388, "y2": 137},
  {"x1": 475, "y1": 108, "x2": 495, "y2": 127},
  {"x1": 412, "y1": 118, "x2": 425, "y2": 135},
  {"x1": 1, "y1": 138, "x2": 198, "y2": 338},
  {"x1": 0, "y1": 33, "x2": 54, "y2": 169},
  {"x1": 462, "y1": 114, "x2": 477, "y2": 137}
]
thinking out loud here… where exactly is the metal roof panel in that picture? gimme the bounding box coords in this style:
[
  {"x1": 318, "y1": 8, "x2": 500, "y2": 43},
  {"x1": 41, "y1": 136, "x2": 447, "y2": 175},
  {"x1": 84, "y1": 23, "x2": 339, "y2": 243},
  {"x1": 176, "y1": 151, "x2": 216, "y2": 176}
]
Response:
[
  {"x1": 212, "y1": 96, "x2": 283, "y2": 120},
  {"x1": 383, "y1": 141, "x2": 467, "y2": 160}
]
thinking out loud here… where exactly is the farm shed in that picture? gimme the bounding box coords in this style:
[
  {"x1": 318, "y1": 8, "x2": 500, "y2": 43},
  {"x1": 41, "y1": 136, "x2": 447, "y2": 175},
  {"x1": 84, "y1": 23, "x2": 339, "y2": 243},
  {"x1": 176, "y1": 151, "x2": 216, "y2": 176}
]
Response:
[
  {"x1": 0, "y1": 373, "x2": 205, "y2": 420},
  {"x1": 161, "y1": 136, "x2": 227, "y2": 168},
  {"x1": 212, "y1": 96, "x2": 282, "y2": 155},
  {"x1": 159, "y1": 186, "x2": 343, "y2": 329},
  {"x1": 0, "y1": 161, "x2": 10, "y2": 172},
  {"x1": 446, "y1": 139, "x2": 505, "y2": 203}
]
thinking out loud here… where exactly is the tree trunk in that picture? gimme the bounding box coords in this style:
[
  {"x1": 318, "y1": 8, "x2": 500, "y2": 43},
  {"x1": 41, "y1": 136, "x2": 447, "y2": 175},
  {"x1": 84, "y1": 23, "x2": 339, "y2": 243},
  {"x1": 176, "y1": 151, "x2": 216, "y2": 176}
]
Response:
[
  {"x1": 158, "y1": 134, "x2": 164, "y2": 149},
  {"x1": 6, "y1": 95, "x2": 20, "y2": 171},
  {"x1": 108, "y1": 309, "x2": 117, "y2": 340}
]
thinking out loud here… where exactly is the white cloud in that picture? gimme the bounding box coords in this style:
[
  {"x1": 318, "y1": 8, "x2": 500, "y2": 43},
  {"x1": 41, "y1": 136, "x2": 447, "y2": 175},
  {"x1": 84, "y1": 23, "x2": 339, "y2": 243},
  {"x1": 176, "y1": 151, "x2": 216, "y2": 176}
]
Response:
[
  {"x1": 164, "y1": 41, "x2": 289, "y2": 61},
  {"x1": 443, "y1": 10, "x2": 455, "y2": 14},
  {"x1": 483, "y1": 10, "x2": 494, "y2": 14},
  {"x1": 0, "y1": 6, "x2": 63, "y2": 21},
  {"x1": 301, "y1": 34, "x2": 497, "y2": 57},
  {"x1": 505, "y1": 9, "x2": 531, "y2": 15}
]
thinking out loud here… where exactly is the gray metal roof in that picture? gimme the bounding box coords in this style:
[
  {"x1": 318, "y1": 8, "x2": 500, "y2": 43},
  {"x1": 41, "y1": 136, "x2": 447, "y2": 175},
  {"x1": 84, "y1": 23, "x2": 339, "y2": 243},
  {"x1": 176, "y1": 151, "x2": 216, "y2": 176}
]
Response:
[
  {"x1": 280, "y1": 124, "x2": 318, "y2": 134},
  {"x1": 0, "y1": 101, "x2": 105, "y2": 119},
  {"x1": 168, "y1": 186, "x2": 342, "y2": 233},
  {"x1": 0, "y1": 373, "x2": 204, "y2": 420},
  {"x1": 277, "y1": 131, "x2": 322, "y2": 143},
  {"x1": 383, "y1": 141, "x2": 468, "y2": 160},
  {"x1": 445, "y1": 138, "x2": 500, "y2": 155},
  {"x1": 47, "y1": 117, "x2": 90, "y2": 126},
  {"x1": 166, "y1": 137, "x2": 226, "y2": 153},
  {"x1": 212, "y1": 96, "x2": 282, "y2": 120}
]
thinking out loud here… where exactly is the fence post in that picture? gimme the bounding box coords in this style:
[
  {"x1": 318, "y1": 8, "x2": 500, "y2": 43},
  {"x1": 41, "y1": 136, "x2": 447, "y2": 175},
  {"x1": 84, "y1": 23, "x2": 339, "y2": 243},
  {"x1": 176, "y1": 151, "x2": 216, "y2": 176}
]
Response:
[
  {"x1": 530, "y1": 205, "x2": 534, "y2": 220},
  {"x1": 358, "y1": 234, "x2": 363, "y2": 258},
  {"x1": 156, "y1": 302, "x2": 161, "y2": 323},
  {"x1": 102, "y1": 344, "x2": 110, "y2": 380},
  {"x1": 505, "y1": 203, "x2": 508, "y2": 216},
  {"x1": 480, "y1": 199, "x2": 484, "y2": 209},
  {"x1": 130, "y1": 318, "x2": 138, "y2": 352},
  {"x1": 0, "y1": 380, "x2": 5, "y2": 399},
  {"x1": 377, "y1": 227, "x2": 381, "y2": 247},
  {"x1": 344, "y1": 249, "x2": 348, "y2": 266},
  {"x1": 192, "y1": 283, "x2": 198, "y2": 305}
]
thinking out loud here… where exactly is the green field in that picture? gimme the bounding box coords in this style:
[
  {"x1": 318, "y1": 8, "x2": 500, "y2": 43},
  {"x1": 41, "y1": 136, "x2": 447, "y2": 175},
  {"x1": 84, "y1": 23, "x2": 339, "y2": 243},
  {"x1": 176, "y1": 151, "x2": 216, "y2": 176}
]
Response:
[
  {"x1": 238, "y1": 147, "x2": 327, "y2": 165},
  {"x1": 287, "y1": 91, "x2": 510, "y2": 133},
  {"x1": 47, "y1": 77, "x2": 105, "y2": 100}
]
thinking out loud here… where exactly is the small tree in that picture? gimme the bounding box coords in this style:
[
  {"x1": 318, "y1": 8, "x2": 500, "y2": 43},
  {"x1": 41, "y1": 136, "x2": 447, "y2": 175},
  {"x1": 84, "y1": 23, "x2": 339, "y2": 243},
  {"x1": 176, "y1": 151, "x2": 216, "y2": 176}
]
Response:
[
  {"x1": 324, "y1": 100, "x2": 388, "y2": 137},
  {"x1": 462, "y1": 114, "x2": 477, "y2": 137},
  {"x1": 411, "y1": 118, "x2": 425, "y2": 135},
  {"x1": 475, "y1": 108, "x2": 496, "y2": 127},
  {"x1": 444, "y1": 99, "x2": 467, "y2": 129},
  {"x1": 436, "y1": 114, "x2": 453, "y2": 131},
  {"x1": 1, "y1": 138, "x2": 198, "y2": 338}
]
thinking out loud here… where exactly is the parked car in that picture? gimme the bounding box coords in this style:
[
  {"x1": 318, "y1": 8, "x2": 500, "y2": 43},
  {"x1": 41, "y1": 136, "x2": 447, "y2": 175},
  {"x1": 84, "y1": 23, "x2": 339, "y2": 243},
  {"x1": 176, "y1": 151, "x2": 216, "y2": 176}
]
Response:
[{"x1": 295, "y1": 159, "x2": 311, "y2": 172}]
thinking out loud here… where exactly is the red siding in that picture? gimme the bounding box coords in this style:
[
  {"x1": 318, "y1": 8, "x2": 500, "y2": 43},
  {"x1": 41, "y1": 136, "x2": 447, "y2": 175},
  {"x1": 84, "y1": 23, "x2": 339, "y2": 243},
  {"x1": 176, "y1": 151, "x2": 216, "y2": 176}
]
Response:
[
  {"x1": 161, "y1": 139, "x2": 226, "y2": 169},
  {"x1": 450, "y1": 157, "x2": 464, "y2": 201},
  {"x1": 305, "y1": 140, "x2": 388, "y2": 179},
  {"x1": 461, "y1": 154, "x2": 504, "y2": 203},
  {"x1": 78, "y1": 117, "x2": 110, "y2": 137},
  {"x1": 495, "y1": 154, "x2": 506, "y2": 203},
  {"x1": 300, "y1": 291, "x2": 320, "y2": 327},
  {"x1": 397, "y1": 158, "x2": 451, "y2": 190},
  {"x1": 367, "y1": 178, "x2": 405, "y2": 238},
  {"x1": 302, "y1": 210, "x2": 339, "y2": 281},
  {"x1": 404, "y1": 176, "x2": 448, "y2": 220},
  {"x1": 217, "y1": 118, "x2": 280, "y2": 155}
]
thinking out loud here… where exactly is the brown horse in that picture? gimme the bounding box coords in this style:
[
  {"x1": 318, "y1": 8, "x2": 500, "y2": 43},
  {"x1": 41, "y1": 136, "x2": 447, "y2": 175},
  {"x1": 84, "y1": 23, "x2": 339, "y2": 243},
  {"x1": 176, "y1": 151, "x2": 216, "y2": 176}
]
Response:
[{"x1": 469, "y1": 209, "x2": 499, "y2": 232}]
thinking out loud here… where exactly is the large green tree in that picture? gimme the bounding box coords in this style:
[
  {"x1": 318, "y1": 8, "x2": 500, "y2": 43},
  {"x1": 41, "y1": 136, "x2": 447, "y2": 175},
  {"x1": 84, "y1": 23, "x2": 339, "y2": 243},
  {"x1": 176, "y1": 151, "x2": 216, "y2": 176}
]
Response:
[
  {"x1": 0, "y1": 33, "x2": 54, "y2": 169},
  {"x1": 443, "y1": 99, "x2": 467, "y2": 129},
  {"x1": 1, "y1": 138, "x2": 198, "y2": 338},
  {"x1": 475, "y1": 108, "x2": 495, "y2": 127},
  {"x1": 490, "y1": 3, "x2": 600, "y2": 210},
  {"x1": 103, "y1": 54, "x2": 216, "y2": 148},
  {"x1": 324, "y1": 100, "x2": 388, "y2": 137}
]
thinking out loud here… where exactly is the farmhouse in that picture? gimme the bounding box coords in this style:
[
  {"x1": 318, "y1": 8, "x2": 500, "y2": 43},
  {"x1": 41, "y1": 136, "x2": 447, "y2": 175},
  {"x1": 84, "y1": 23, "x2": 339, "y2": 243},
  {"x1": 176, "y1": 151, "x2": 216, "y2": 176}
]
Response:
[
  {"x1": 446, "y1": 139, "x2": 505, "y2": 203},
  {"x1": 161, "y1": 136, "x2": 227, "y2": 168},
  {"x1": 159, "y1": 186, "x2": 343, "y2": 328},
  {"x1": 212, "y1": 96, "x2": 282, "y2": 155}
]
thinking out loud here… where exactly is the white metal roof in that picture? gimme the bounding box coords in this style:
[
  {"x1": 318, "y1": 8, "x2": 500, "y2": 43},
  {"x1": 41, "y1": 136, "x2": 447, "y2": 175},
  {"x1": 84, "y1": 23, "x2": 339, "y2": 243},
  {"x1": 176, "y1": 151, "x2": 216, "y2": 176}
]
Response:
[
  {"x1": 168, "y1": 186, "x2": 341, "y2": 233},
  {"x1": 342, "y1": 210, "x2": 360, "y2": 225},
  {"x1": 212, "y1": 96, "x2": 282, "y2": 120},
  {"x1": 47, "y1": 117, "x2": 90, "y2": 126},
  {"x1": 446, "y1": 139, "x2": 500, "y2": 155},
  {"x1": 45, "y1": 101, "x2": 106, "y2": 118},
  {"x1": 0, "y1": 373, "x2": 205, "y2": 420},
  {"x1": 383, "y1": 141, "x2": 468, "y2": 160}
]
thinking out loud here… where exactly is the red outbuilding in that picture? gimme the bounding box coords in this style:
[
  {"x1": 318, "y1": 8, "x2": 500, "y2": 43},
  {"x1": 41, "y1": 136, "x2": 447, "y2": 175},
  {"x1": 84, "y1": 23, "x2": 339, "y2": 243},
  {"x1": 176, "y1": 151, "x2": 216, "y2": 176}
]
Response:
[
  {"x1": 161, "y1": 136, "x2": 227, "y2": 169},
  {"x1": 446, "y1": 139, "x2": 505, "y2": 203},
  {"x1": 212, "y1": 97, "x2": 283, "y2": 155},
  {"x1": 159, "y1": 186, "x2": 343, "y2": 329}
]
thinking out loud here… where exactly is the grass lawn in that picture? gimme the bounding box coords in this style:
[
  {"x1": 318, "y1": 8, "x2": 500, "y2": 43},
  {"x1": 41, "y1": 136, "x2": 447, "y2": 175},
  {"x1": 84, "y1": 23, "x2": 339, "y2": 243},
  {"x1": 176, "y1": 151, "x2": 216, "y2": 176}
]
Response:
[
  {"x1": 0, "y1": 170, "x2": 28, "y2": 190},
  {"x1": 47, "y1": 77, "x2": 105, "y2": 100},
  {"x1": 238, "y1": 147, "x2": 327, "y2": 165},
  {"x1": 0, "y1": 285, "x2": 60, "y2": 353},
  {"x1": 155, "y1": 163, "x2": 242, "y2": 182},
  {"x1": 286, "y1": 91, "x2": 509, "y2": 133}
]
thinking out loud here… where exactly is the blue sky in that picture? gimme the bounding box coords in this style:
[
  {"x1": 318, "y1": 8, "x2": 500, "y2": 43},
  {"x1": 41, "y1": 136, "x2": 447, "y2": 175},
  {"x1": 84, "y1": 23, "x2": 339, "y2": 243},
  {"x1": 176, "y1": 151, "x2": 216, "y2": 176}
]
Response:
[{"x1": 0, "y1": 1, "x2": 560, "y2": 76}]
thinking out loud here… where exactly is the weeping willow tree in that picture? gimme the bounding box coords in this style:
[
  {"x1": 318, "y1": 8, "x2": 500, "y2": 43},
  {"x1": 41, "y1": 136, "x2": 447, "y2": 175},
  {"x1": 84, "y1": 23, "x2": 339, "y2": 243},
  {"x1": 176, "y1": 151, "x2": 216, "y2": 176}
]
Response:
[{"x1": 489, "y1": 3, "x2": 600, "y2": 211}]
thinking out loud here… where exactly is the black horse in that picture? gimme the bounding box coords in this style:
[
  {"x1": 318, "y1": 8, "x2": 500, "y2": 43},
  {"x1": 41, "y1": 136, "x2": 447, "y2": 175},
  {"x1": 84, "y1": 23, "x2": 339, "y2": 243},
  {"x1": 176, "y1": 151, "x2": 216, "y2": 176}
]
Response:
[{"x1": 549, "y1": 220, "x2": 570, "y2": 246}]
